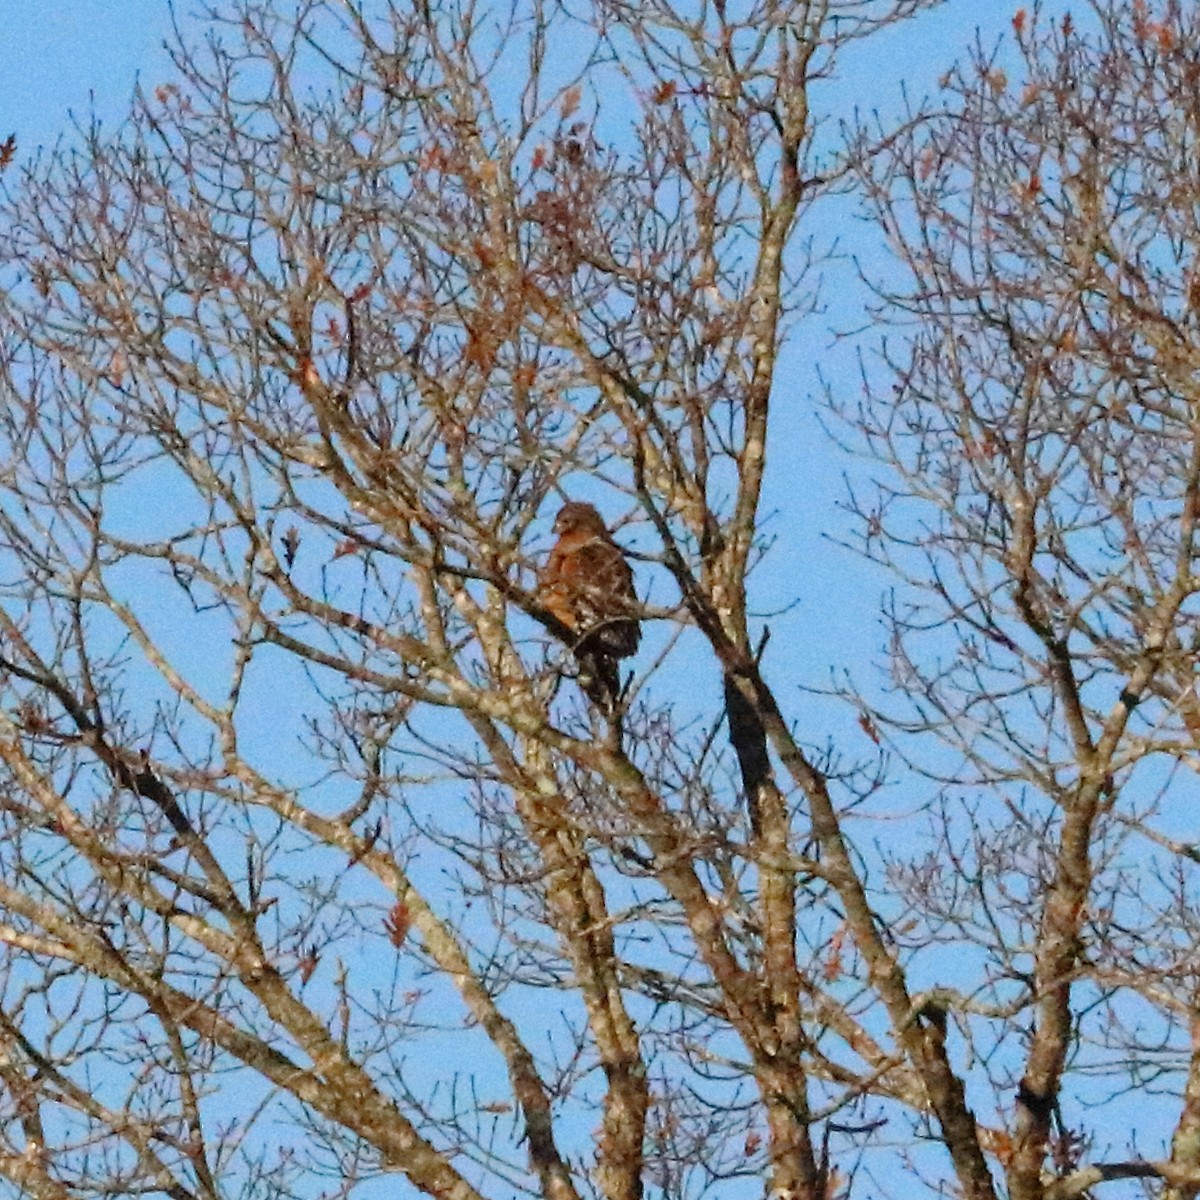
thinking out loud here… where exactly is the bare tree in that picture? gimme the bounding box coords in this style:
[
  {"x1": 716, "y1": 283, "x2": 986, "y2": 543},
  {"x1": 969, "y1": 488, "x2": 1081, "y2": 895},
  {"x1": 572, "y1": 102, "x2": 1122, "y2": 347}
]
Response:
[
  {"x1": 845, "y1": 1, "x2": 1200, "y2": 1197},
  {"x1": 7, "y1": 1, "x2": 1197, "y2": 1199}
]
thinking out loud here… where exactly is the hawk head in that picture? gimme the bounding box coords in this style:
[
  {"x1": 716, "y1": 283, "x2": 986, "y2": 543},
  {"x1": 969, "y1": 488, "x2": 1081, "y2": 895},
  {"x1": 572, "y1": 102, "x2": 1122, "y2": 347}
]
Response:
[{"x1": 553, "y1": 501, "x2": 610, "y2": 536}]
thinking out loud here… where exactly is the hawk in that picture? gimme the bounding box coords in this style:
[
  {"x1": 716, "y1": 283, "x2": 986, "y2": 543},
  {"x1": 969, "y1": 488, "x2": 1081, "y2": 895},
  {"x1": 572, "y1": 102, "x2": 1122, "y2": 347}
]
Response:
[{"x1": 539, "y1": 501, "x2": 640, "y2": 714}]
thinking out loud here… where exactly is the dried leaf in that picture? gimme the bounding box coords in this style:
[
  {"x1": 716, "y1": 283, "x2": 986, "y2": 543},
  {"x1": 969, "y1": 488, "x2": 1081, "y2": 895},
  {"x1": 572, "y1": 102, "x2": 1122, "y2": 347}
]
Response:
[
  {"x1": 823, "y1": 926, "x2": 846, "y2": 982},
  {"x1": 297, "y1": 948, "x2": 319, "y2": 984},
  {"x1": 0, "y1": 134, "x2": 15, "y2": 171},
  {"x1": 1012, "y1": 8, "x2": 1026, "y2": 34},
  {"x1": 560, "y1": 84, "x2": 582, "y2": 120},
  {"x1": 463, "y1": 324, "x2": 497, "y2": 369},
  {"x1": 981, "y1": 1127, "x2": 1014, "y2": 1167},
  {"x1": 858, "y1": 713, "x2": 881, "y2": 745},
  {"x1": 19, "y1": 702, "x2": 49, "y2": 733},
  {"x1": 964, "y1": 435, "x2": 997, "y2": 461},
  {"x1": 384, "y1": 901, "x2": 411, "y2": 949},
  {"x1": 652, "y1": 80, "x2": 677, "y2": 105},
  {"x1": 478, "y1": 1101, "x2": 512, "y2": 1114},
  {"x1": 419, "y1": 143, "x2": 447, "y2": 172}
]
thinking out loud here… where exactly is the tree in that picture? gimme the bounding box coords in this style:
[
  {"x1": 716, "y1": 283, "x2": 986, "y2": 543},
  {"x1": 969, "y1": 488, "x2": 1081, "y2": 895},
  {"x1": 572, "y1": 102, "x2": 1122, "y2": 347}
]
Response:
[
  {"x1": 4, "y1": 1, "x2": 1198, "y2": 1199},
  {"x1": 849, "y1": 2, "x2": 1200, "y2": 1197}
]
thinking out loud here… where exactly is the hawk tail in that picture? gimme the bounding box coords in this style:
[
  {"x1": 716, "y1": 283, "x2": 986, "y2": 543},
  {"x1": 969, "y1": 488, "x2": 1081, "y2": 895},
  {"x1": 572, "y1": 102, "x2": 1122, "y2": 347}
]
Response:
[{"x1": 578, "y1": 649, "x2": 623, "y2": 721}]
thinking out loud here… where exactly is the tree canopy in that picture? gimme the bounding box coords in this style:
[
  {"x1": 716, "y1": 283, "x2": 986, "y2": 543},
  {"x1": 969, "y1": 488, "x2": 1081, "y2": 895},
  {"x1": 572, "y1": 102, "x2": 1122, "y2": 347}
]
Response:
[{"x1": 1, "y1": 2, "x2": 1199, "y2": 1199}]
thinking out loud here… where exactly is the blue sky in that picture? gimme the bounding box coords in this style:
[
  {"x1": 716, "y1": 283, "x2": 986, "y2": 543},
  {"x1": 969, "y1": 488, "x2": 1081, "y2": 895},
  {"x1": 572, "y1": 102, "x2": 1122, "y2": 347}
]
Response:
[
  {"x1": 2, "y1": 3, "x2": 1035, "y2": 167},
  {"x1": 1, "y1": 2, "x2": 183, "y2": 152}
]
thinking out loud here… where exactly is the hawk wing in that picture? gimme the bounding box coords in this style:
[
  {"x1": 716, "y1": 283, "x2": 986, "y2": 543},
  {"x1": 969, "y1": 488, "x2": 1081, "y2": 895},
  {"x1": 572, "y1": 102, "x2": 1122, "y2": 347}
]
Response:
[{"x1": 540, "y1": 531, "x2": 640, "y2": 659}]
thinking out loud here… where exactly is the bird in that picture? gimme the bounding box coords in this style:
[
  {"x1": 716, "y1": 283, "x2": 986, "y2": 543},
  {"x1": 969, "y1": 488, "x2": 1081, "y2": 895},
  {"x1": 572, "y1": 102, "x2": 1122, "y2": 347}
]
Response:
[{"x1": 539, "y1": 501, "x2": 640, "y2": 716}]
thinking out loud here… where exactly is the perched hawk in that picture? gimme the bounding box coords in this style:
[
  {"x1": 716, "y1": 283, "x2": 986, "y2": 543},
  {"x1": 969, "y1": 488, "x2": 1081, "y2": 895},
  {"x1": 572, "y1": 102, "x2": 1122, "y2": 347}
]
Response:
[{"x1": 539, "y1": 501, "x2": 640, "y2": 713}]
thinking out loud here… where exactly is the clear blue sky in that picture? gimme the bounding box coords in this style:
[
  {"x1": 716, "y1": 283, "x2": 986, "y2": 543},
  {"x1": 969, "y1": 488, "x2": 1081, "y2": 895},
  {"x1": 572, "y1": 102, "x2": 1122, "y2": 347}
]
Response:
[{"x1": 0, "y1": 2, "x2": 183, "y2": 152}]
